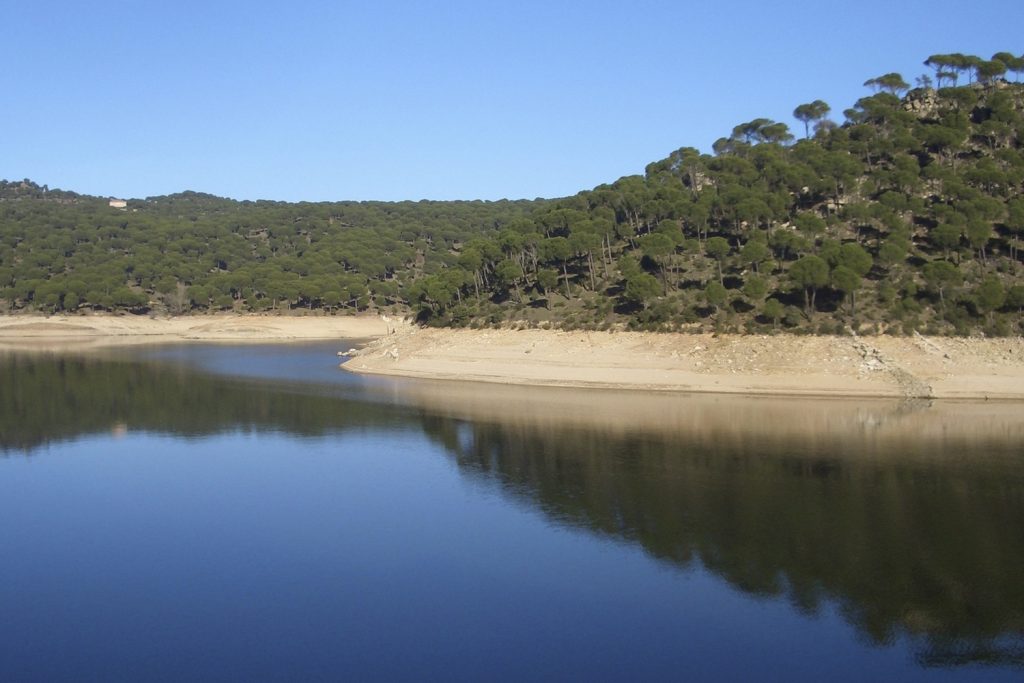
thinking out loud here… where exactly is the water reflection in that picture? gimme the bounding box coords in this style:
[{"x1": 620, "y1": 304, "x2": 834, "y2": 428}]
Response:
[
  {"x1": 2, "y1": 348, "x2": 1023, "y2": 669},
  {"x1": 0, "y1": 350, "x2": 407, "y2": 451},
  {"x1": 416, "y1": 412, "x2": 1024, "y2": 667}
]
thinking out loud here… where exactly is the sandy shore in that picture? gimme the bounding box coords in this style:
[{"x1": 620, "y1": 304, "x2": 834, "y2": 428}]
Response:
[
  {"x1": 4, "y1": 314, "x2": 1022, "y2": 399},
  {"x1": 345, "y1": 325, "x2": 1024, "y2": 400},
  {"x1": 0, "y1": 313, "x2": 391, "y2": 352}
]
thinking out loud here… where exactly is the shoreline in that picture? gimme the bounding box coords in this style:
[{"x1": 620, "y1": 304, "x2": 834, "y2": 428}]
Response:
[
  {"x1": 2, "y1": 313, "x2": 1022, "y2": 400},
  {"x1": 0, "y1": 313, "x2": 391, "y2": 352},
  {"x1": 343, "y1": 325, "x2": 1024, "y2": 401}
]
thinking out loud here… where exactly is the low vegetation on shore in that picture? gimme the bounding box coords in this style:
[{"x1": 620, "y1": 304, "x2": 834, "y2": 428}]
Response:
[{"x1": 2, "y1": 51, "x2": 1023, "y2": 336}]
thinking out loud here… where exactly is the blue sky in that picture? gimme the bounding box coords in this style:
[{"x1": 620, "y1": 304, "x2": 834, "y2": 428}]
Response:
[{"x1": 2, "y1": 1, "x2": 1022, "y2": 202}]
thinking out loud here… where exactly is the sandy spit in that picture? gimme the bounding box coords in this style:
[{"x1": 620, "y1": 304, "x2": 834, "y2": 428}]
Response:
[
  {"x1": 344, "y1": 324, "x2": 1024, "y2": 400},
  {"x1": 3, "y1": 314, "x2": 1021, "y2": 400},
  {"x1": 0, "y1": 313, "x2": 392, "y2": 351}
]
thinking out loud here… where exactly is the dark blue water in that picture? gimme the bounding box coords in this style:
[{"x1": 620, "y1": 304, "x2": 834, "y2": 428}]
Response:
[{"x1": 1, "y1": 343, "x2": 1022, "y2": 681}]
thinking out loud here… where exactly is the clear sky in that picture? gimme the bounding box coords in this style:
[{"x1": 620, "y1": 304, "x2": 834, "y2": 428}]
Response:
[{"x1": 2, "y1": 1, "x2": 1022, "y2": 202}]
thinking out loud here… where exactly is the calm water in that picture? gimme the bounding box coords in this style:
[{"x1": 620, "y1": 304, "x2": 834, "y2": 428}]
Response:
[{"x1": 1, "y1": 342, "x2": 1023, "y2": 681}]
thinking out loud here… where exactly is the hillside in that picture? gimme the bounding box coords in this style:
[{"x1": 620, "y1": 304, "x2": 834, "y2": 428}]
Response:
[
  {"x1": 0, "y1": 183, "x2": 546, "y2": 314},
  {"x1": 3, "y1": 51, "x2": 1023, "y2": 336}
]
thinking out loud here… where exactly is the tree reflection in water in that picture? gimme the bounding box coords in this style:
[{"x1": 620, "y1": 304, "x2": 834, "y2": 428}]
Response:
[{"x1": 3, "y1": 351, "x2": 1023, "y2": 668}]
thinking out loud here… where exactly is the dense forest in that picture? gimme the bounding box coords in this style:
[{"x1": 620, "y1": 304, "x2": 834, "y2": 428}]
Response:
[{"x1": 3, "y1": 51, "x2": 1024, "y2": 335}]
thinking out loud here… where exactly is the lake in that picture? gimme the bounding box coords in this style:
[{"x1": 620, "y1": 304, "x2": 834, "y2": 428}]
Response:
[{"x1": 1, "y1": 341, "x2": 1023, "y2": 681}]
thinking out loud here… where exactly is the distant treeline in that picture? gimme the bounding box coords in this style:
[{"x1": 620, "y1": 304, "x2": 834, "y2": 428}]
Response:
[
  {"x1": 0, "y1": 186, "x2": 543, "y2": 315},
  {"x1": 3, "y1": 50, "x2": 1023, "y2": 335}
]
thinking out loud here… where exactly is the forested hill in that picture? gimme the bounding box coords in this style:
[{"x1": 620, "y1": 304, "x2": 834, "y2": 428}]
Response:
[
  {"x1": 3, "y1": 51, "x2": 1024, "y2": 336},
  {"x1": 0, "y1": 183, "x2": 547, "y2": 314}
]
